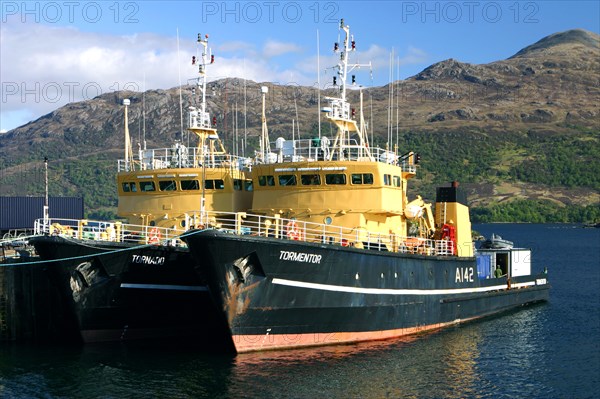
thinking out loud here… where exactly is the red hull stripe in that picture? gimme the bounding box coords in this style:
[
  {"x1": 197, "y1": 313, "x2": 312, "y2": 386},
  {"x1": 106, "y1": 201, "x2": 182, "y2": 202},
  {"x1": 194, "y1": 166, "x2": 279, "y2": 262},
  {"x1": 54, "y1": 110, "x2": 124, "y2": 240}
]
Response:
[{"x1": 232, "y1": 318, "x2": 479, "y2": 353}]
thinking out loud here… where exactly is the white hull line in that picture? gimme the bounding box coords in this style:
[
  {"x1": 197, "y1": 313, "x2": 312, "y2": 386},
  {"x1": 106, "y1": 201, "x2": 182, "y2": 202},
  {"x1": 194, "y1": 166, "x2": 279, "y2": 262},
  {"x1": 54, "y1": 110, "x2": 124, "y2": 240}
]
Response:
[
  {"x1": 272, "y1": 278, "x2": 536, "y2": 296},
  {"x1": 120, "y1": 283, "x2": 208, "y2": 291}
]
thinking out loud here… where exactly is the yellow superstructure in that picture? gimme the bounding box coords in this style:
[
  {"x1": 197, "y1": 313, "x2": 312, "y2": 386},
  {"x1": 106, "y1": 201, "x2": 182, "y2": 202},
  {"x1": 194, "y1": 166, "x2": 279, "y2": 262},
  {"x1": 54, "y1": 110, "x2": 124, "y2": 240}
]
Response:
[
  {"x1": 115, "y1": 33, "x2": 253, "y2": 232},
  {"x1": 246, "y1": 19, "x2": 474, "y2": 257}
]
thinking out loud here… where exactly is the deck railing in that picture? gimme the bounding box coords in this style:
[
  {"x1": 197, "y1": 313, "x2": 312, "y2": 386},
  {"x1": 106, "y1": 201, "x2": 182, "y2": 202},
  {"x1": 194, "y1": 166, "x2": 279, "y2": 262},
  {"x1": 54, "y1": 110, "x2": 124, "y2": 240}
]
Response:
[
  {"x1": 33, "y1": 218, "x2": 186, "y2": 246},
  {"x1": 117, "y1": 146, "x2": 253, "y2": 172},
  {"x1": 258, "y1": 138, "x2": 417, "y2": 173},
  {"x1": 32, "y1": 212, "x2": 455, "y2": 256},
  {"x1": 195, "y1": 211, "x2": 455, "y2": 257},
  {"x1": 117, "y1": 141, "x2": 417, "y2": 174}
]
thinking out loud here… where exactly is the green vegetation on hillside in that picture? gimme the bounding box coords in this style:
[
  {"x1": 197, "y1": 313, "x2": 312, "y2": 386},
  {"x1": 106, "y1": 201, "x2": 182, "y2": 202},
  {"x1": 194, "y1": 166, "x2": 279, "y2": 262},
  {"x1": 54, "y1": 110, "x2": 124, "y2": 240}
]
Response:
[
  {"x1": 471, "y1": 199, "x2": 600, "y2": 223},
  {"x1": 397, "y1": 129, "x2": 600, "y2": 190},
  {"x1": 1, "y1": 128, "x2": 598, "y2": 223},
  {"x1": 511, "y1": 131, "x2": 600, "y2": 190}
]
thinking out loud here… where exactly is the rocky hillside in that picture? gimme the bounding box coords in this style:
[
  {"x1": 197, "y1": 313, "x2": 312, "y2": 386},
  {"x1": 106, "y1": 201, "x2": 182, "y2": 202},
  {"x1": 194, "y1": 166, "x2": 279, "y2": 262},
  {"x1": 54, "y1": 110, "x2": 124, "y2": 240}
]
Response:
[{"x1": 1, "y1": 29, "x2": 598, "y2": 220}]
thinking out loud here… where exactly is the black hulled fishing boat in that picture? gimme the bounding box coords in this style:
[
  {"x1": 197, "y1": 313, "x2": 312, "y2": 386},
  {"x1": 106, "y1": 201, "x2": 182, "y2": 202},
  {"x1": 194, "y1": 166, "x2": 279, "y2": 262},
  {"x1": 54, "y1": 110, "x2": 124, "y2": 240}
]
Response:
[
  {"x1": 29, "y1": 33, "x2": 251, "y2": 343},
  {"x1": 182, "y1": 20, "x2": 550, "y2": 353}
]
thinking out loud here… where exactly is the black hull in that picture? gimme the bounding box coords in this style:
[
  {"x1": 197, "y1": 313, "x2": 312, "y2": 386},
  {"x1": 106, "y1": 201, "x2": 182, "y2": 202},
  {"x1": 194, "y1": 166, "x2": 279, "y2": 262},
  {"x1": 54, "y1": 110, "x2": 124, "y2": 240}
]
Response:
[
  {"x1": 183, "y1": 230, "x2": 550, "y2": 352},
  {"x1": 29, "y1": 235, "x2": 227, "y2": 346}
]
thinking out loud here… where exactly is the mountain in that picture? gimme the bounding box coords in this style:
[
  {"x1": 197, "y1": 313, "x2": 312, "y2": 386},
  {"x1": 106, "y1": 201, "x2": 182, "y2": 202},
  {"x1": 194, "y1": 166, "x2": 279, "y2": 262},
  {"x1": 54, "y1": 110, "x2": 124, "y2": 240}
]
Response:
[
  {"x1": 510, "y1": 28, "x2": 599, "y2": 58},
  {"x1": 1, "y1": 30, "x2": 598, "y2": 222}
]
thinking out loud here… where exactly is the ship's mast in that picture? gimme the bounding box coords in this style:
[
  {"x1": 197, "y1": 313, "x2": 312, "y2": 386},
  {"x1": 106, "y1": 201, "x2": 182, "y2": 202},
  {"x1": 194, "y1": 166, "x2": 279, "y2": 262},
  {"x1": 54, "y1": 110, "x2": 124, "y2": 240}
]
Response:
[
  {"x1": 123, "y1": 98, "x2": 133, "y2": 171},
  {"x1": 323, "y1": 19, "x2": 372, "y2": 161},
  {"x1": 259, "y1": 85, "x2": 270, "y2": 163},
  {"x1": 189, "y1": 33, "x2": 227, "y2": 225},
  {"x1": 189, "y1": 33, "x2": 226, "y2": 167}
]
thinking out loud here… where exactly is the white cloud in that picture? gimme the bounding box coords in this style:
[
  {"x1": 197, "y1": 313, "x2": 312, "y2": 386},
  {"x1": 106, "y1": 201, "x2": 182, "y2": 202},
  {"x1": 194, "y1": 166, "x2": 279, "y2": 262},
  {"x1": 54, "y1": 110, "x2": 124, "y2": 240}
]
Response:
[
  {"x1": 1, "y1": 22, "x2": 191, "y2": 130},
  {"x1": 0, "y1": 18, "x2": 428, "y2": 132},
  {"x1": 218, "y1": 40, "x2": 257, "y2": 56},
  {"x1": 399, "y1": 46, "x2": 428, "y2": 66},
  {"x1": 0, "y1": 23, "x2": 311, "y2": 132},
  {"x1": 262, "y1": 40, "x2": 303, "y2": 58}
]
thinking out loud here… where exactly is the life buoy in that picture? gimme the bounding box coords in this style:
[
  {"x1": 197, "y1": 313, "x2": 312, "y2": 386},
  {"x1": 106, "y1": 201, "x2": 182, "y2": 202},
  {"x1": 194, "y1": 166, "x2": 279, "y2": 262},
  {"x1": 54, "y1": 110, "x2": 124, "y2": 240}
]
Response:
[
  {"x1": 286, "y1": 221, "x2": 299, "y2": 240},
  {"x1": 148, "y1": 227, "x2": 161, "y2": 244}
]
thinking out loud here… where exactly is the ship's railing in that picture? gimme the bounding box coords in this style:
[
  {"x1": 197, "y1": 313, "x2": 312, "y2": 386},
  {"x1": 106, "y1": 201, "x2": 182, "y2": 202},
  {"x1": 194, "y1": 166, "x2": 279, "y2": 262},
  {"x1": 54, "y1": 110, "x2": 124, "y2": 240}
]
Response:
[
  {"x1": 32, "y1": 211, "x2": 455, "y2": 256},
  {"x1": 33, "y1": 218, "x2": 187, "y2": 246},
  {"x1": 117, "y1": 146, "x2": 253, "y2": 172},
  {"x1": 263, "y1": 138, "x2": 417, "y2": 173},
  {"x1": 198, "y1": 211, "x2": 455, "y2": 257},
  {"x1": 117, "y1": 141, "x2": 417, "y2": 174}
]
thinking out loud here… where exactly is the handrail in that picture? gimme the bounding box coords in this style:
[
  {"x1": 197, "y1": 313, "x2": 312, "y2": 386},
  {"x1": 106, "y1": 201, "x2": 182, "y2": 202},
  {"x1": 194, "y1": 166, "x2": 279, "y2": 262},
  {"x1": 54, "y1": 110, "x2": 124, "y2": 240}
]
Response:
[
  {"x1": 117, "y1": 146, "x2": 253, "y2": 172},
  {"x1": 193, "y1": 211, "x2": 456, "y2": 257},
  {"x1": 32, "y1": 211, "x2": 456, "y2": 256},
  {"x1": 33, "y1": 218, "x2": 186, "y2": 246}
]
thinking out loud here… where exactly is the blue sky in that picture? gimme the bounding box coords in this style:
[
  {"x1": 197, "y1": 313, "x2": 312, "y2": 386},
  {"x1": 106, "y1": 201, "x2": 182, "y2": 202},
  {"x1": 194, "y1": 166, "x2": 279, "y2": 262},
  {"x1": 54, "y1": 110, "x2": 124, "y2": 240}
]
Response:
[{"x1": 1, "y1": 0, "x2": 599, "y2": 132}]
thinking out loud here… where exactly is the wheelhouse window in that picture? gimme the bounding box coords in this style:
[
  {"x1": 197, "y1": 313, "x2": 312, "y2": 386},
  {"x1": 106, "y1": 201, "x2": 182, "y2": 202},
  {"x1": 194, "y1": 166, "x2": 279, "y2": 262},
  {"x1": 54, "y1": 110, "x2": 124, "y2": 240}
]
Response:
[
  {"x1": 383, "y1": 174, "x2": 391, "y2": 186},
  {"x1": 325, "y1": 174, "x2": 346, "y2": 185},
  {"x1": 214, "y1": 179, "x2": 224, "y2": 189},
  {"x1": 278, "y1": 174, "x2": 297, "y2": 186},
  {"x1": 351, "y1": 173, "x2": 373, "y2": 185},
  {"x1": 139, "y1": 181, "x2": 156, "y2": 192},
  {"x1": 159, "y1": 180, "x2": 177, "y2": 191},
  {"x1": 204, "y1": 179, "x2": 225, "y2": 190},
  {"x1": 393, "y1": 176, "x2": 402, "y2": 187},
  {"x1": 258, "y1": 175, "x2": 275, "y2": 186},
  {"x1": 181, "y1": 180, "x2": 200, "y2": 190},
  {"x1": 301, "y1": 174, "x2": 321, "y2": 185},
  {"x1": 244, "y1": 180, "x2": 253, "y2": 191},
  {"x1": 122, "y1": 182, "x2": 137, "y2": 192},
  {"x1": 233, "y1": 179, "x2": 242, "y2": 191}
]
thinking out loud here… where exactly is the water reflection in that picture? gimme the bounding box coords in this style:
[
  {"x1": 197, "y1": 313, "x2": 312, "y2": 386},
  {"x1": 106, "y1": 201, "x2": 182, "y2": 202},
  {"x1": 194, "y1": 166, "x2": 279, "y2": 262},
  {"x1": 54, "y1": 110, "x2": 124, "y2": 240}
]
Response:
[
  {"x1": 0, "y1": 303, "x2": 552, "y2": 399},
  {"x1": 225, "y1": 303, "x2": 551, "y2": 399},
  {"x1": 2, "y1": 223, "x2": 594, "y2": 398},
  {"x1": 226, "y1": 329, "x2": 484, "y2": 399}
]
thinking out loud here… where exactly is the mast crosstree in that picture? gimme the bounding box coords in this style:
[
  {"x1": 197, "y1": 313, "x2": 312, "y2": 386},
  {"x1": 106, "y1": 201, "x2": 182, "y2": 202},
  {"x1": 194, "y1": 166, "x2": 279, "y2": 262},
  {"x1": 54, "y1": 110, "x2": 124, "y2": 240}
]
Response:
[{"x1": 322, "y1": 19, "x2": 373, "y2": 161}]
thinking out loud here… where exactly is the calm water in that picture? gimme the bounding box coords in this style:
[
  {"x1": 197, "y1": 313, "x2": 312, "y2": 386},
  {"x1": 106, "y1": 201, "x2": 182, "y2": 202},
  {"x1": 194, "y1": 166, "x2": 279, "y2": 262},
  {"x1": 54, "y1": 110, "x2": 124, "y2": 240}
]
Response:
[{"x1": 1, "y1": 224, "x2": 598, "y2": 399}]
